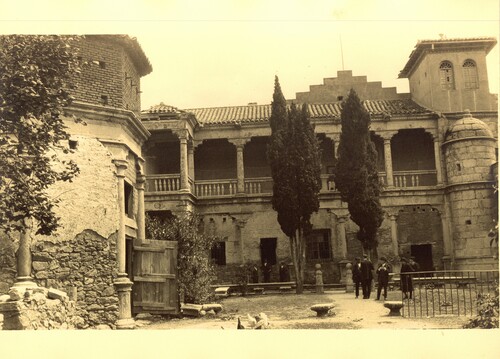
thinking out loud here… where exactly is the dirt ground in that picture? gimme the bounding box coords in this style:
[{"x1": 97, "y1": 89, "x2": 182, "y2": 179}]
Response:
[{"x1": 138, "y1": 290, "x2": 471, "y2": 330}]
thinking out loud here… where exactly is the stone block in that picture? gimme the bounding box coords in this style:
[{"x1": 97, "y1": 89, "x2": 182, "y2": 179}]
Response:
[
  {"x1": 48, "y1": 288, "x2": 68, "y2": 301},
  {"x1": 384, "y1": 301, "x2": 403, "y2": 316},
  {"x1": 201, "y1": 303, "x2": 223, "y2": 314},
  {"x1": 181, "y1": 303, "x2": 203, "y2": 317},
  {"x1": 310, "y1": 303, "x2": 335, "y2": 317}
]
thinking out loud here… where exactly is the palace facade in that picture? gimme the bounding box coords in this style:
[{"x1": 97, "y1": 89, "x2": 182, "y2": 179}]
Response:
[{"x1": 141, "y1": 37, "x2": 498, "y2": 284}]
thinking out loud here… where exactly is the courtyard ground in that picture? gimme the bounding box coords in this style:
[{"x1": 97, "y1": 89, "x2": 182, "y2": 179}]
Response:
[{"x1": 138, "y1": 289, "x2": 471, "y2": 330}]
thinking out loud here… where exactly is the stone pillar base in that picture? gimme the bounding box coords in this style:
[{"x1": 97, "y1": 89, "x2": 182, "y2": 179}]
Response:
[
  {"x1": 114, "y1": 275, "x2": 135, "y2": 330},
  {"x1": 12, "y1": 277, "x2": 38, "y2": 289},
  {"x1": 338, "y1": 259, "x2": 350, "y2": 285}
]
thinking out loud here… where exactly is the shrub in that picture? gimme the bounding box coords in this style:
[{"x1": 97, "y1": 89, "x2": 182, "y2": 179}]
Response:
[
  {"x1": 463, "y1": 284, "x2": 499, "y2": 329},
  {"x1": 146, "y1": 212, "x2": 218, "y2": 304}
]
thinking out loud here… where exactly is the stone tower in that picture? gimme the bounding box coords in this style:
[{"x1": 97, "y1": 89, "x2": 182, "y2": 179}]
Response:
[
  {"x1": 399, "y1": 37, "x2": 497, "y2": 112},
  {"x1": 442, "y1": 111, "x2": 497, "y2": 269}
]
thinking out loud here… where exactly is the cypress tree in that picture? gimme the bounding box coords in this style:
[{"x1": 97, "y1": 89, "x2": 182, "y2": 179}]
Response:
[
  {"x1": 334, "y1": 88, "x2": 384, "y2": 254},
  {"x1": 267, "y1": 76, "x2": 321, "y2": 293}
]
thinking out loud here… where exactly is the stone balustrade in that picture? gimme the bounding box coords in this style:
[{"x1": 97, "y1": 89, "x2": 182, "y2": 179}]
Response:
[
  {"x1": 145, "y1": 169, "x2": 439, "y2": 196},
  {"x1": 195, "y1": 179, "x2": 238, "y2": 197},
  {"x1": 393, "y1": 170, "x2": 437, "y2": 188}
]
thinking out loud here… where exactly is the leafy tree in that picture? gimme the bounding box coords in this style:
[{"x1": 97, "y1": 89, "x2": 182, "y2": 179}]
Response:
[
  {"x1": 0, "y1": 35, "x2": 82, "y2": 236},
  {"x1": 267, "y1": 76, "x2": 322, "y2": 294},
  {"x1": 334, "y1": 88, "x2": 384, "y2": 255},
  {"x1": 146, "y1": 212, "x2": 218, "y2": 304}
]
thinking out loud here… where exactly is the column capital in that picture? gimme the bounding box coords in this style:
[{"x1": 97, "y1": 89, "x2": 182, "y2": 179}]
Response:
[
  {"x1": 337, "y1": 214, "x2": 349, "y2": 223},
  {"x1": 379, "y1": 131, "x2": 398, "y2": 141},
  {"x1": 325, "y1": 133, "x2": 340, "y2": 142},
  {"x1": 173, "y1": 129, "x2": 189, "y2": 140},
  {"x1": 228, "y1": 138, "x2": 250, "y2": 148},
  {"x1": 388, "y1": 213, "x2": 399, "y2": 221},
  {"x1": 136, "y1": 174, "x2": 146, "y2": 185},
  {"x1": 113, "y1": 159, "x2": 128, "y2": 177}
]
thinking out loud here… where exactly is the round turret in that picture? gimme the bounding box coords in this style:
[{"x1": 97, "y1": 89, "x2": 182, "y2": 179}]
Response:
[
  {"x1": 442, "y1": 110, "x2": 497, "y2": 269},
  {"x1": 443, "y1": 110, "x2": 496, "y2": 185}
]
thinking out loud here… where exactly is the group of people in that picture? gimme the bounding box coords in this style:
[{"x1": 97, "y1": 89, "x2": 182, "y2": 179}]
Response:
[
  {"x1": 250, "y1": 260, "x2": 290, "y2": 283},
  {"x1": 352, "y1": 254, "x2": 420, "y2": 300}
]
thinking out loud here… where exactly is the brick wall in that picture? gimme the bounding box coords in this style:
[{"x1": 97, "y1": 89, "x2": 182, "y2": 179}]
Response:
[{"x1": 71, "y1": 37, "x2": 142, "y2": 116}]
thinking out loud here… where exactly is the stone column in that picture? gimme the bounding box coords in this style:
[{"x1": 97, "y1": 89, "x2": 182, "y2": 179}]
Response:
[
  {"x1": 433, "y1": 137, "x2": 443, "y2": 185},
  {"x1": 179, "y1": 135, "x2": 189, "y2": 192},
  {"x1": 229, "y1": 139, "x2": 249, "y2": 195},
  {"x1": 337, "y1": 215, "x2": 348, "y2": 259},
  {"x1": 13, "y1": 218, "x2": 37, "y2": 289},
  {"x1": 383, "y1": 136, "x2": 394, "y2": 187},
  {"x1": 113, "y1": 159, "x2": 135, "y2": 329},
  {"x1": 389, "y1": 213, "x2": 399, "y2": 256},
  {"x1": 136, "y1": 173, "x2": 146, "y2": 243},
  {"x1": 236, "y1": 219, "x2": 247, "y2": 263},
  {"x1": 236, "y1": 144, "x2": 245, "y2": 194},
  {"x1": 188, "y1": 141, "x2": 195, "y2": 184}
]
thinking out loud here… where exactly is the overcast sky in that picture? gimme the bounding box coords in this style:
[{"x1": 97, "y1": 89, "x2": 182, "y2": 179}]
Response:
[{"x1": 1, "y1": 0, "x2": 499, "y2": 111}]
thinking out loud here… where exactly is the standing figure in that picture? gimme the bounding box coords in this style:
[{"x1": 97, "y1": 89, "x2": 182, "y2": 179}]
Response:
[
  {"x1": 352, "y1": 257, "x2": 362, "y2": 298},
  {"x1": 262, "y1": 260, "x2": 272, "y2": 283},
  {"x1": 360, "y1": 254, "x2": 374, "y2": 299},
  {"x1": 279, "y1": 262, "x2": 290, "y2": 282},
  {"x1": 400, "y1": 257, "x2": 415, "y2": 299},
  {"x1": 250, "y1": 265, "x2": 259, "y2": 283},
  {"x1": 376, "y1": 256, "x2": 391, "y2": 301}
]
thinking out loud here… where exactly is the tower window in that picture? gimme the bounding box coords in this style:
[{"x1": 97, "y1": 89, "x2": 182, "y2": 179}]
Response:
[
  {"x1": 439, "y1": 61, "x2": 455, "y2": 90},
  {"x1": 463, "y1": 60, "x2": 479, "y2": 89}
]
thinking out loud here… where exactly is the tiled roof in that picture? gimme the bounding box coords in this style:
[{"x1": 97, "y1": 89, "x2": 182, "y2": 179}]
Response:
[
  {"x1": 143, "y1": 102, "x2": 185, "y2": 114},
  {"x1": 182, "y1": 99, "x2": 431, "y2": 125}
]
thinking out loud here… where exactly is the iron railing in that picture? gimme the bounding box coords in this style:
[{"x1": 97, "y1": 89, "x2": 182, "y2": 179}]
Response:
[{"x1": 398, "y1": 270, "x2": 499, "y2": 318}]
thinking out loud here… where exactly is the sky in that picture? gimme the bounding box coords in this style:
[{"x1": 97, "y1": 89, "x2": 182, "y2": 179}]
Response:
[{"x1": 1, "y1": 0, "x2": 499, "y2": 112}]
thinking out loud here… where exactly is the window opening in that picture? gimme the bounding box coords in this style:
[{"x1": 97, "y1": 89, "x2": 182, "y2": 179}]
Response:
[
  {"x1": 306, "y1": 229, "x2": 332, "y2": 260},
  {"x1": 439, "y1": 61, "x2": 455, "y2": 90},
  {"x1": 463, "y1": 60, "x2": 479, "y2": 89},
  {"x1": 124, "y1": 181, "x2": 134, "y2": 218},
  {"x1": 211, "y1": 241, "x2": 226, "y2": 265}
]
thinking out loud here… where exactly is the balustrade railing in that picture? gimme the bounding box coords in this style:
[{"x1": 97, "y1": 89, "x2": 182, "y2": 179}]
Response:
[
  {"x1": 245, "y1": 177, "x2": 273, "y2": 194},
  {"x1": 146, "y1": 174, "x2": 180, "y2": 192},
  {"x1": 145, "y1": 169, "x2": 439, "y2": 195},
  {"x1": 393, "y1": 170, "x2": 437, "y2": 188},
  {"x1": 195, "y1": 179, "x2": 238, "y2": 197}
]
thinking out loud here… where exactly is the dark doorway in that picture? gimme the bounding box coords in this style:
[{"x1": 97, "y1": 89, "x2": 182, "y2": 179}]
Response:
[
  {"x1": 410, "y1": 244, "x2": 433, "y2": 273},
  {"x1": 260, "y1": 238, "x2": 277, "y2": 265}
]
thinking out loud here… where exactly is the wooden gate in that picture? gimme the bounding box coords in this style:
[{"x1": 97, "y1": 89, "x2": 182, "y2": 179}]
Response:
[{"x1": 132, "y1": 239, "x2": 179, "y2": 315}]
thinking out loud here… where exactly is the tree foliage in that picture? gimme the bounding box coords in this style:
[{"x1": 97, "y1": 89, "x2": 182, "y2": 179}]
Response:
[
  {"x1": 267, "y1": 76, "x2": 322, "y2": 293},
  {"x1": 334, "y1": 89, "x2": 384, "y2": 251},
  {"x1": 0, "y1": 35, "x2": 82, "y2": 236},
  {"x1": 146, "y1": 212, "x2": 218, "y2": 304}
]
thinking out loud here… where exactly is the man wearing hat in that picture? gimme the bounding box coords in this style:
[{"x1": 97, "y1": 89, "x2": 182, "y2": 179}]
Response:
[
  {"x1": 376, "y1": 256, "x2": 391, "y2": 300},
  {"x1": 360, "y1": 254, "x2": 374, "y2": 299},
  {"x1": 352, "y1": 257, "x2": 362, "y2": 298}
]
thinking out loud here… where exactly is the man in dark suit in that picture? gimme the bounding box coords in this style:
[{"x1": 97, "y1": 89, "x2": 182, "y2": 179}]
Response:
[
  {"x1": 352, "y1": 257, "x2": 362, "y2": 298},
  {"x1": 360, "y1": 254, "x2": 374, "y2": 299},
  {"x1": 376, "y1": 256, "x2": 391, "y2": 301}
]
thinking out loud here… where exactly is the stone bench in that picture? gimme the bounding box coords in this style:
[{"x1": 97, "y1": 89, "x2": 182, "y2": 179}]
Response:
[
  {"x1": 279, "y1": 286, "x2": 293, "y2": 293},
  {"x1": 253, "y1": 287, "x2": 265, "y2": 295},
  {"x1": 383, "y1": 301, "x2": 404, "y2": 316},
  {"x1": 310, "y1": 303, "x2": 335, "y2": 317},
  {"x1": 214, "y1": 287, "x2": 230, "y2": 298}
]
